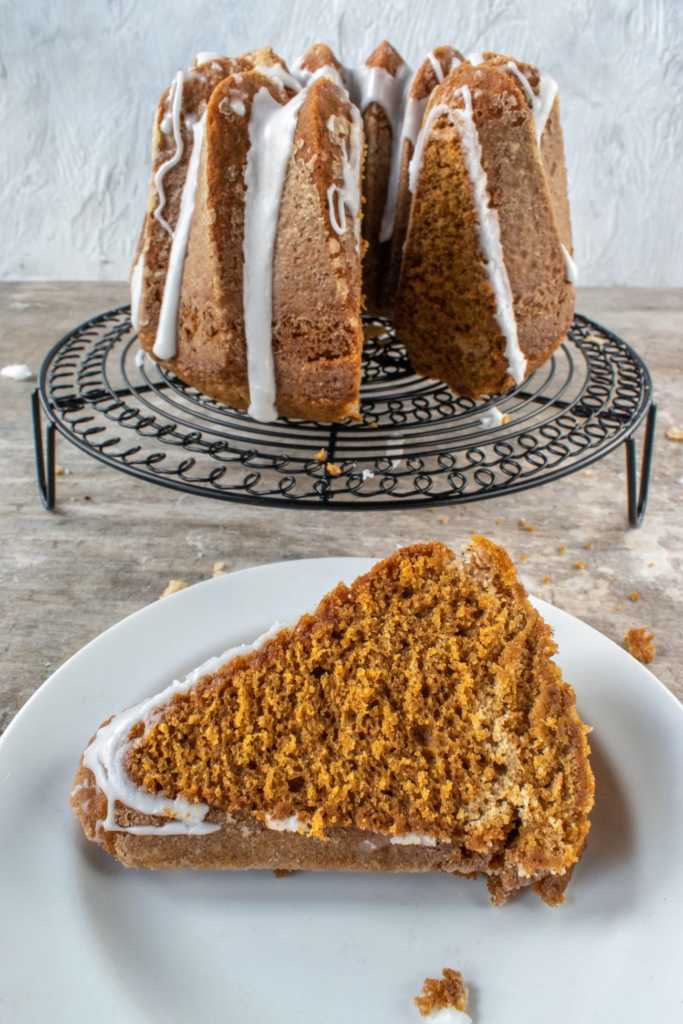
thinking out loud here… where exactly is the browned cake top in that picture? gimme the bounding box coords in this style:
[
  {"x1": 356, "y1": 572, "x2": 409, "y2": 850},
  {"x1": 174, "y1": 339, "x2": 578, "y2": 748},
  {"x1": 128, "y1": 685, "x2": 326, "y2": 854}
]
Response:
[{"x1": 125, "y1": 539, "x2": 592, "y2": 878}]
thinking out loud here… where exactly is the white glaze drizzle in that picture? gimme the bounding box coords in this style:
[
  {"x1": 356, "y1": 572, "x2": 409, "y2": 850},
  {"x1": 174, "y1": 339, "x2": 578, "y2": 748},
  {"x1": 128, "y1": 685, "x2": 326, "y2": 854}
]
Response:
[
  {"x1": 466, "y1": 51, "x2": 484, "y2": 65},
  {"x1": 408, "y1": 86, "x2": 526, "y2": 384},
  {"x1": 153, "y1": 71, "x2": 185, "y2": 236},
  {"x1": 130, "y1": 251, "x2": 144, "y2": 332},
  {"x1": 153, "y1": 112, "x2": 206, "y2": 360},
  {"x1": 389, "y1": 832, "x2": 438, "y2": 847},
  {"x1": 292, "y1": 58, "x2": 345, "y2": 91},
  {"x1": 325, "y1": 107, "x2": 363, "y2": 247},
  {"x1": 265, "y1": 813, "x2": 306, "y2": 833},
  {"x1": 479, "y1": 405, "x2": 504, "y2": 429},
  {"x1": 382, "y1": 50, "x2": 461, "y2": 240},
  {"x1": 243, "y1": 87, "x2": 307, "y2": 420},
  {"x1": 561, "y1": 243, "x2": 578, "y2": 284},
  {"x1": 504, "y1": 61, "x2": 558, "y2": 143},
  {"x1": 1, "y1": 363, "x2": 33, "y2": 381},
  {"x1": 427, "y1": 51, "x2": 446, "y2": 83},
  {"x1": 421, "y1": 1009, "x2": 472, "y2": 1024},
  {"x1": 82, "y1": 624, "x2": 283, "y2": 836},
  {"x1": 194, "y1": 51, "x2": 223, "y2": 66},
  {"x1": 349, "y1": 61, "x2": 411, "y2": 243},
  {"x1": 253, "y1": 63, "x2": 302, "y2": 94}
]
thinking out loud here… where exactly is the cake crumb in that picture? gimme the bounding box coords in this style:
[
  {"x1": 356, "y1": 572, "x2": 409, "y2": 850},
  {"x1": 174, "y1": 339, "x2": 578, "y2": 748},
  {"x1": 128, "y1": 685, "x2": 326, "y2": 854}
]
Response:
[
  {"x1": 160, "y1": 579, "x2": 188, "y2": 599},
  {"x1": 325, "y1": 462, "x2": 343, "y2": 477},
  {"x1": 55, "y1": 464, "x2": 68, "y2": 476},
  {"x1": 665, "y1": 426, "x2": 683, "y2": 442},
  {"x1": 628, "y1": 591, "x2": 641, "y2": 602},
  {"x1": 415, "y1": 968, "x2": 469, "y2": 1018},
  {"x1": 583, "y1": 542, "x2": 593, "y2": 550},
  {"x1": 624, "y1": 627, "x2": 655, "y2": 664},
  {"x1": 558, "y1": 545, "x2": 566, "y2": 555},
  {"x1": 212, "y1": 561, "x2": 227, "y2": 576},
  {"x1": 519, "y1": 553, "x2": 529, "y2": 562},
  {"x1": 313, "y1": 448, "x2": 327, "y2": 461},
  {"x1": 495, "y1": 517, "x2": 504, "y2": 524},
  {"x1": 574, "y1": 560, "x2": 587, "y2": 570},
  {"x1": 542, "y1": 575, "x2": 552, "y2": 584},
  {"x1": 436, "y1": 515, "x2": 449, "y2": 525},
  {"x1": 517, "y1": 518, "x2": 536, "y2": 532}
]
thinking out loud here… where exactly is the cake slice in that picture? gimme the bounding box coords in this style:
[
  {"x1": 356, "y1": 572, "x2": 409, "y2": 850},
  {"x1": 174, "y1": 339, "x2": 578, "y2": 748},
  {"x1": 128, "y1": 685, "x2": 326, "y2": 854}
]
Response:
[
  {"x1": 394, "y1": 56, "x2": 575, "y2": 397},
  {"x1": 72, "y1": 538, "x2": 594, "y2": 904}
]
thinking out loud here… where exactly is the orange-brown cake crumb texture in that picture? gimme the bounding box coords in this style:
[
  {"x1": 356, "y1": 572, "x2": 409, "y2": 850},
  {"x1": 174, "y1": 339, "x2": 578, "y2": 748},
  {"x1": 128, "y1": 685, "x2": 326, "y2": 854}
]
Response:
[
  {"x1": 624, "y1": 627, "x2": 656, "y2": 664},
  {"x1": 125, "y1": 538, "x2": 593, "y2": 902},
  {"x1": 415, "y1": 968, "x2": 468, "y2": 1016}
]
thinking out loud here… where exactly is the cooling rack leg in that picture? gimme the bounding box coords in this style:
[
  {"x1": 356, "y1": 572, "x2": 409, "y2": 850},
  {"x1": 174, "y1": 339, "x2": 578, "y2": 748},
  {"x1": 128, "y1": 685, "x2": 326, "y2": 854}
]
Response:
[
  {"x1": 31, "y1": 390, "x2": 56, "y2": 511},
  {"x1": 625, "y1": 403, "x2": 657, "y2": 528}
]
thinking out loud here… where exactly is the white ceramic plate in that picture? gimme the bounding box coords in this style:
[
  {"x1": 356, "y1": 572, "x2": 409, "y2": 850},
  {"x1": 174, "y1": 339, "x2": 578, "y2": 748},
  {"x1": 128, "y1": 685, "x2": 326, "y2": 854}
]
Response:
[{"x1": 1, "y1": 557, "x2": 682, "y2": 1023}]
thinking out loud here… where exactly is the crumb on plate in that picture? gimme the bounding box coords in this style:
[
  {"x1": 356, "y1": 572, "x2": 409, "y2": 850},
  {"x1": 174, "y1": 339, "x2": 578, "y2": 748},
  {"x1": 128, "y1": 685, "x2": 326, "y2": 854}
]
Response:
[{"x1": 415, "y1": 968, "x2": 469, "y2": 1019}]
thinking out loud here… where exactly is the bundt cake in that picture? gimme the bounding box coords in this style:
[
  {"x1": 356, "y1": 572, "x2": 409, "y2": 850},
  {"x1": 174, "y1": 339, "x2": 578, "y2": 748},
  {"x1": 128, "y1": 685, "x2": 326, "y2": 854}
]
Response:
[
  {"x1": 72, "y1": 538, "x2": 594, "y2": 906},
  {"x1": 131, "y1": 43, "x2": 576, "y2": 418}
]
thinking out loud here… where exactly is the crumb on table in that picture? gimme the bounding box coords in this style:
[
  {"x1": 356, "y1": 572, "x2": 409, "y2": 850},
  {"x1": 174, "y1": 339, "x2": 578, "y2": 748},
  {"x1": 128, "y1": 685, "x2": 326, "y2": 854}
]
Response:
[
  {"x1": 665, "y1": 426, "x2": 683, "y2": 442},
  {"x1": 574, "y1": 560, "x2": 587, "y2": 570},
  {"x1": 517, "y1": 518, "x2": 536, "y2": 532},
  {"x1": 414, "y1": 968, "x2": 469, "y2": 1018},
  {"x1": 436, "y1": 515, "x2": 449, "y2": 525},
  {"x1": 160, "y1": 579, "x2": 188, "y2": 599},
  {"x1": 212, "y1": 561, "x2": 226, "y2": 576},
  {"x1": 628, "y1": 591, "x2": 641, "y2": 602},
  {"x1": 542, "y1": 574, "x2": 551, "y2": 584},
  {"x1": 558, "y1": 544, "x2": 566, "y2": 555},
  {"x1": 519, "y1": 553, "x2": 529, "y2": 562},
  {"x1": 624, "y1": 627, "x2": 656, "y2": 664},
  {"x1": 583, "y1": 542, "x2": 594, "y2": 550},
  {"x1": 325, "y1": 462, "x2": 343, "y2": 477}
]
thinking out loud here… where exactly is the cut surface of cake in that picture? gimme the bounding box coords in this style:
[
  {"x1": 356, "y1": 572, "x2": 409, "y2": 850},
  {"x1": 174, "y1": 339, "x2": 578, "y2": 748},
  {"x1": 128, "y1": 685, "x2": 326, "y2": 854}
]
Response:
[
  {"x1": 72, "y1": 538, "x2": 594, "y2": 905},
  {"x1": 394, "y1": 53, "x2": 575, "y2": 397},
  {"x1": 130, "y1": 41, "x2": 577, "y2": 419}
]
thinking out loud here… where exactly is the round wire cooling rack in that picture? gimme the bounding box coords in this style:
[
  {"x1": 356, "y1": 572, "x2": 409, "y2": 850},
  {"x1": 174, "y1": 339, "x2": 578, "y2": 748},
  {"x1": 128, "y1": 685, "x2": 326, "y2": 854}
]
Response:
[{"x1": 31, "y1": 308, "x2": 657, "y2": 524}]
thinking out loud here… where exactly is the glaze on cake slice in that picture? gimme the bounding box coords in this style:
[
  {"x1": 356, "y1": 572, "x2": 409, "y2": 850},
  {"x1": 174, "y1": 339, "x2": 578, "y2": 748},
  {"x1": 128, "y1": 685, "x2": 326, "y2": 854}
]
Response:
[
  {"x1": 394, "y1": 58, "x2": 575, "y2": 397},
  {"x1": 72, "y1": 538, "x2": 594, "y2": 905}
]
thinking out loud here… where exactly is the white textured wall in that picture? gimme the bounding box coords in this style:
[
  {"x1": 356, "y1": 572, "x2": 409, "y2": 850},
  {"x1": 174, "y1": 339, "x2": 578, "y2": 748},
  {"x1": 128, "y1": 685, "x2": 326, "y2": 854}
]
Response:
[{"x1": 1, "y1": 0, "x2": 682, "y2": 285}]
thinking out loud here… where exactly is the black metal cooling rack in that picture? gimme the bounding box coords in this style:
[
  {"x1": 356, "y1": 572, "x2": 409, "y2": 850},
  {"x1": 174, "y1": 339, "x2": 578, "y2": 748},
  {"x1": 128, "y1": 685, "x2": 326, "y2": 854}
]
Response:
[{"x1": 31, "y1": 308, "x2": 656, "y2": 524}]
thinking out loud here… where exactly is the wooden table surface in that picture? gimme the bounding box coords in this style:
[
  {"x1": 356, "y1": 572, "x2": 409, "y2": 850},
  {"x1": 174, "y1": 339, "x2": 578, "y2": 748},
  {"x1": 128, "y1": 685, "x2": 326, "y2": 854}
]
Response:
[{"x1": 1, "y1": 283, "x2": 681, "y2": 736}]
